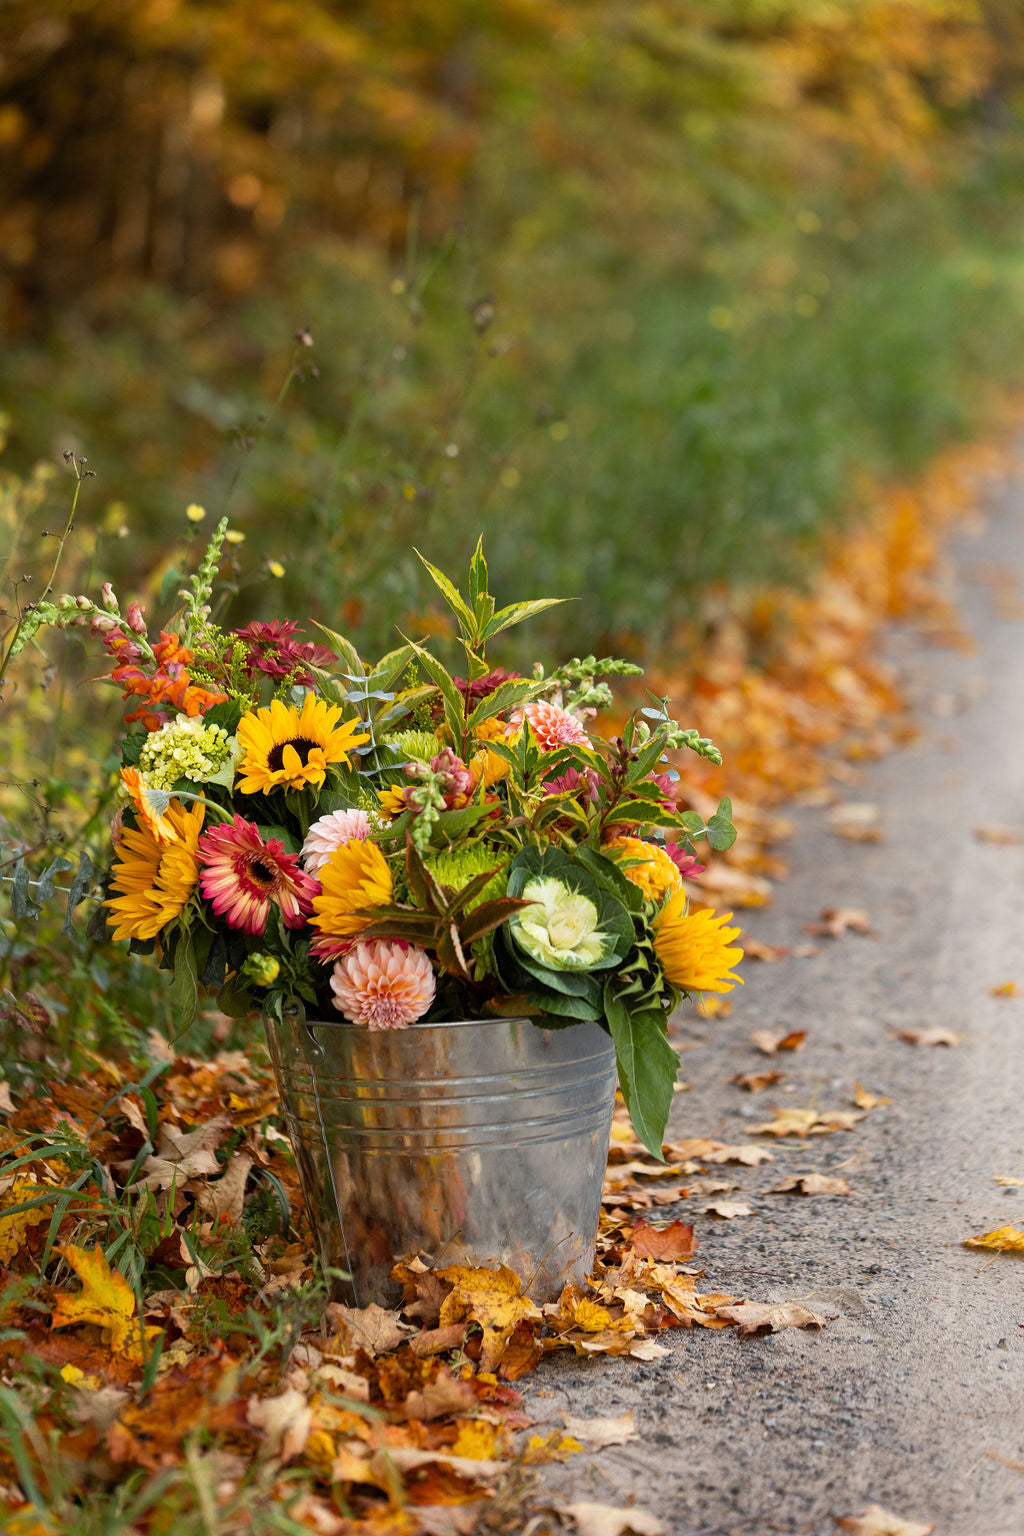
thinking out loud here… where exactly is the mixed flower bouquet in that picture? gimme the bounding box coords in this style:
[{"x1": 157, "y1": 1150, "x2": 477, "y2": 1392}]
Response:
[{"x1": 36, "y1": 524, "x2": 742, "y2": 1155}]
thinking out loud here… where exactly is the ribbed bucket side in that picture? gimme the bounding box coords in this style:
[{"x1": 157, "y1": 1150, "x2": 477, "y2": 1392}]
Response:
[{"x1": 264, "y1": 1006, "x2": 618, "y2": 1306}]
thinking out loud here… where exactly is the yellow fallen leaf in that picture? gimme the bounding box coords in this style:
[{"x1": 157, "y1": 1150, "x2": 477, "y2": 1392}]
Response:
[
  {"x1": 962, "y1": 1226, "x2": 1024, "y2": 1252},
  {"x1": 0, "y1": 1179, "x2": 52, "y2": 1264},
  {"x1": 994, "y1": 1176, "x2": 1024, "y2": 1187},
  {"x1": 51, "y1": 1244, "x2": 160, "y2": 1363},
  {"x1": 439, "y1": 1263, "x2": 543, "y2": 1372},
  {"x1": 990, "y1": 981, "x2": 1019, "y2": 998},
  {"x1": 852, "y1": 1082, "x2": 892, "y2": 1109}
]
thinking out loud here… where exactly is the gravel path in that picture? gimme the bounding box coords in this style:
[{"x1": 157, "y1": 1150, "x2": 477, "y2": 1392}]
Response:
[{"x1": 525, "y1": 471, "x2": 1024, "y2": 1536}]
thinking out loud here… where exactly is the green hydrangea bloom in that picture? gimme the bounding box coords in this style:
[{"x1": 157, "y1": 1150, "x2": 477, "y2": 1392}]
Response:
[{"x1": 137, "y1": 713, "x2": 241, "y2": 790}]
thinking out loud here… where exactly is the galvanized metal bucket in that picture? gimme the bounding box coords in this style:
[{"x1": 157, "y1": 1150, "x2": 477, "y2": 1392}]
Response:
[{"x1": 263, "y1": 999, "x2": 617, "y2": 1307}]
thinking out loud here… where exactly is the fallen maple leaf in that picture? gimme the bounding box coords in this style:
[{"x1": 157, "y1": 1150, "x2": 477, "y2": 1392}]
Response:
[
  {"x1": 750, "y1": 1029, "x2": 805, "y2": 1055},
  {"x1": 962, "y1": 1227, "x2": 1024, "y2": 1252},
  {"x1": 713, "y1": 1299, "x2": 826, "y2": 1336},
  {"x1": 771, "y1": 1174, "x2": 851, "y2": 1196},
  {"x1": 438, "y1": 1264, "x2": 543, "y2": 1372},
  {"x1": 247, "y1": 1387, "x2": 311, "y2": 1462},
  {"x1": 326, "y1": 1301, "x2": 416, "y2": 1356},
  {"x1": 702, "y1": 1143, "x2": 775, "y2": 1165},
  {"x1": 51, "y1": 1245, "x2": 159, "y2": 1363},
  {"x1": 834, "y1": 1504, "x2": 935, "y2": 1535},
  {"x1": 751, "y1": 1107, "x2": 866, "y2": 1137},
  {"x1": 852, "y1": 1082, "x2": 892, "y2": 1109},
  {"x1": 563, "y1": 1502, "x2": 664, "y2": 1536},
  {"x1": 702, "y1": 1201, "x2": 752, "y2": 1219},
  {"x1": 562, "y1": 1411, "x2": 635, "y2": 1448},
  {"x1": 805, "y1": 907, "x2": 875, "y2": 939},
  {"x1": 895, "y1": 1028, "x2": 963, "y2": 1047},
  {"x1": 732, "y1": 1070, "x2": 784, "y2": 1092},
  {"x1": 626, "y1": 1219, "x2": 698, "y2": 1261}
]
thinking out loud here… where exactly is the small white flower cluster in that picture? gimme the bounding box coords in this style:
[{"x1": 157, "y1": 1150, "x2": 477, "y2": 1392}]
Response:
[{"x1": 137, "y1": 714, "x2": 240, "y2": 790}]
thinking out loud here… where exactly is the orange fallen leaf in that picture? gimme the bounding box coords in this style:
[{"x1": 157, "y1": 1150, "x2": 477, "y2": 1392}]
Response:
[
  {"x1": 732, "y1": 1070, "x2": 784, "y2": 1092},
  {"x1": 714, "y1": 1299, "x2": 826, "y2": 1336},
  {"x1": 771, "y1": 1174, "x2": 851, "y2": 1196},
  {"x1": 327, "y1": 1301, "x2": 416, "y2": 1357},
  {"x1": 962, "y1": 1226, "x2": 1024, "y2": 1252},
  {"x1": 626, "y1": 1219, "x2": 698, "y2": 1262},
  {"x1": 895, "y1": 1028, "x2": 963, "y2": 1047},
  {"x1": 852, "y1": 1082, "x2": 892, "y2": 1109},
  {"x1": 834, "y1": 1505, "x2": 935, "y2": 1536},
  {"x1": 990, "y1": 981, "x2": 1019, "y2": 998},
  {"x1": 51, "y1": 1244, "x2": 159, "y2": 1364},
  {"x1": 750, "y1": 1029, "x2": 805, "y2": 1055}
]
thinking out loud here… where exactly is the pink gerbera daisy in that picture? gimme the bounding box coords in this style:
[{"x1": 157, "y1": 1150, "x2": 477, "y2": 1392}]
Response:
[
  {"x1": 329, "y1": 940, "x2": 436, "y2": 1029},
  {"x1": 509, "y1": 699, "x2": 590, "y2": 750},
  {"x1": 198, "y1": 816, "x2": 319, "y2": 936},
  {"x1": 301, "y1": 808, "x2": 372, "y2": 873}
]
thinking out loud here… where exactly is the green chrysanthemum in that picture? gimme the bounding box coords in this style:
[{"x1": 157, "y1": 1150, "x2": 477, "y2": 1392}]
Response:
[
  {"x1": 426, "y1": 846, "x2": 508, "y2": 908},
  {"x1": 382, "y1": 730, "x2": 445, "y2": 765}
]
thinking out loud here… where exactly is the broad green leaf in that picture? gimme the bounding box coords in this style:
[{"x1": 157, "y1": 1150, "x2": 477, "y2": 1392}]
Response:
[
  {"x1": 308, "y1": 621, "x2": 364, "y2": 678},
  {"x1": 706, "y1": 814, "x2": 737, "y2": 852},
  {"x1": 605, "y1": 1000, "x2": 678, "y2": 1159},
  {"x1": 369, "y1": 643, "x2": 417, "y2": 696},
  {"x1": 399, "y1": 636, "x2": 467, "y2": 747},
  {"x1": 480, "y1": 597, "x2": 570, "y2": 644},
  {"x1": 169, "y1": 935, "x2": 200, "y2": 1031},
  {"x1": 467, "y1": 677, "x2": 547, "y2": 730}
]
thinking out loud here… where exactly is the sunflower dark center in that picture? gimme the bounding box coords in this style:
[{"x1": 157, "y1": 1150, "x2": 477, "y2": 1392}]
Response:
[
  {"x1": 267, "y1": 735, "x2": 317, "y2": 773},
  {"x1": 250, "y1": 858, "x2": 277, "y2": 886}
]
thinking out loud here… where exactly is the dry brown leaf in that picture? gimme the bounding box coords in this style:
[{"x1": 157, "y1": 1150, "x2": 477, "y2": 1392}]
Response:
[
  {"x1": 702, "y1": 1143, "x2": 775, "y2": 1166},
  {"x1": 962, "y1": 1226, "x2": 1024, "y2": 1252},
  {"x1": 732, "y1": 1070, "x2": 784, "y2": 1092},
  {"x1": 247, "y1": 1387, "x2": 311, "y2": 1462},
  {"x1": 750, "y1": 1029, "x2": 805, "y2": 1055},
  {"x1": 193, "y1": 1152, "x2": 253, "y2": 1224},
  {"x1": 895, "y1": 1028, "x2": 963, "y2": 1047},
  {"x1": 390, "y1": 1370, "x2": 477, "y2": 1422},
  {"x1": 563, "y1": 1502, "x2": 665, "y2": 1536},
  {"x1": 826, "y1": 802, "x2": 883, "y2": 840},
  {"x1": 562, "y1": 1411, "x2": 635, "y2": 1448},
  {"x1": 852, "y1": 1082, "x2": 892, "y2": 1109},
  {"x1": 972, "y1": 824, "x2": 1023, "y2": 845},
  {"x1": 326, "y1": 1301, "x2": 415, "y2": 1357},
  {"x1": 714, "y1": 1299, "x2": 826, "y2": 1336},
  {"x1": 772, "y1": 1174, "x2": 851, "y2": 1196},
  {"x1": 626, "y1": 1219, "x2": 698, "y2": 1262},
  {"x1": 805, "y1": 907, "x2": 875, "y2": 939},
  {"x1": 703, "y1": 1201, "x2": 752, "y2": 1219},
  {"x1": 834, "y1": 1504, "x2": 935, "y2": 1536}
]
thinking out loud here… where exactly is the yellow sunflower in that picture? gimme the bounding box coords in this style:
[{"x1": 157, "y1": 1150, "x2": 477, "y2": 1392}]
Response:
[
  {"x1": 652, "y1": 892, "x2": 744, "y2": 994},
  {"x1": 106, "y1": 800, "x2": 205, "y2": 942},
  {"x1": 310, "y1": 839, "x2": 394, "y2": 959},
  {"x1": 603, "y1": 836, "x2": 682, "y2": 903},
  {"x1": 376, "y1": 785, "x2": 410, "y2": 819},
  {"x1": 235, "y1": 694, "x2": 370, "y2": 795}
]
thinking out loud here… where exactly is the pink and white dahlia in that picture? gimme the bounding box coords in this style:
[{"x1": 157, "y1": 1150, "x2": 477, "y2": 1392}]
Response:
[
  {"x1": 329, "y1": 940, "x2": 436, "y2": 1030},
  {"x1": 198, "y1": 816, "x2": 319, "y2": 935},
  {"x1": 301, "y1": 808, "x2": 372, "y2": 873},
  {"x1": 509, "y1": 699, "x2": 590, "y2": 750}
]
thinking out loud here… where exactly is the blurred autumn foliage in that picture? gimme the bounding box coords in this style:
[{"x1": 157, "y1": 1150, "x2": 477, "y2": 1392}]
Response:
[{"x1": 2, "y1": 0, "x2": 1023, "y2": 321}]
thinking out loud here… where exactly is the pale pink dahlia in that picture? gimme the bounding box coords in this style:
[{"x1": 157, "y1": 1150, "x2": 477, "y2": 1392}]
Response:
[
  {"x1": 198, "y1": 816, "x2": 319, "y2": 935},
  {"x1": 329, "y1": 940, "x2": 436, "y2": 1029},
  {"x1": 509, "y1": 699, "x2": 590, "y2": 750},
  {"x1": 301, "y1": 808, "x2": 372, "y2": 873}
]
